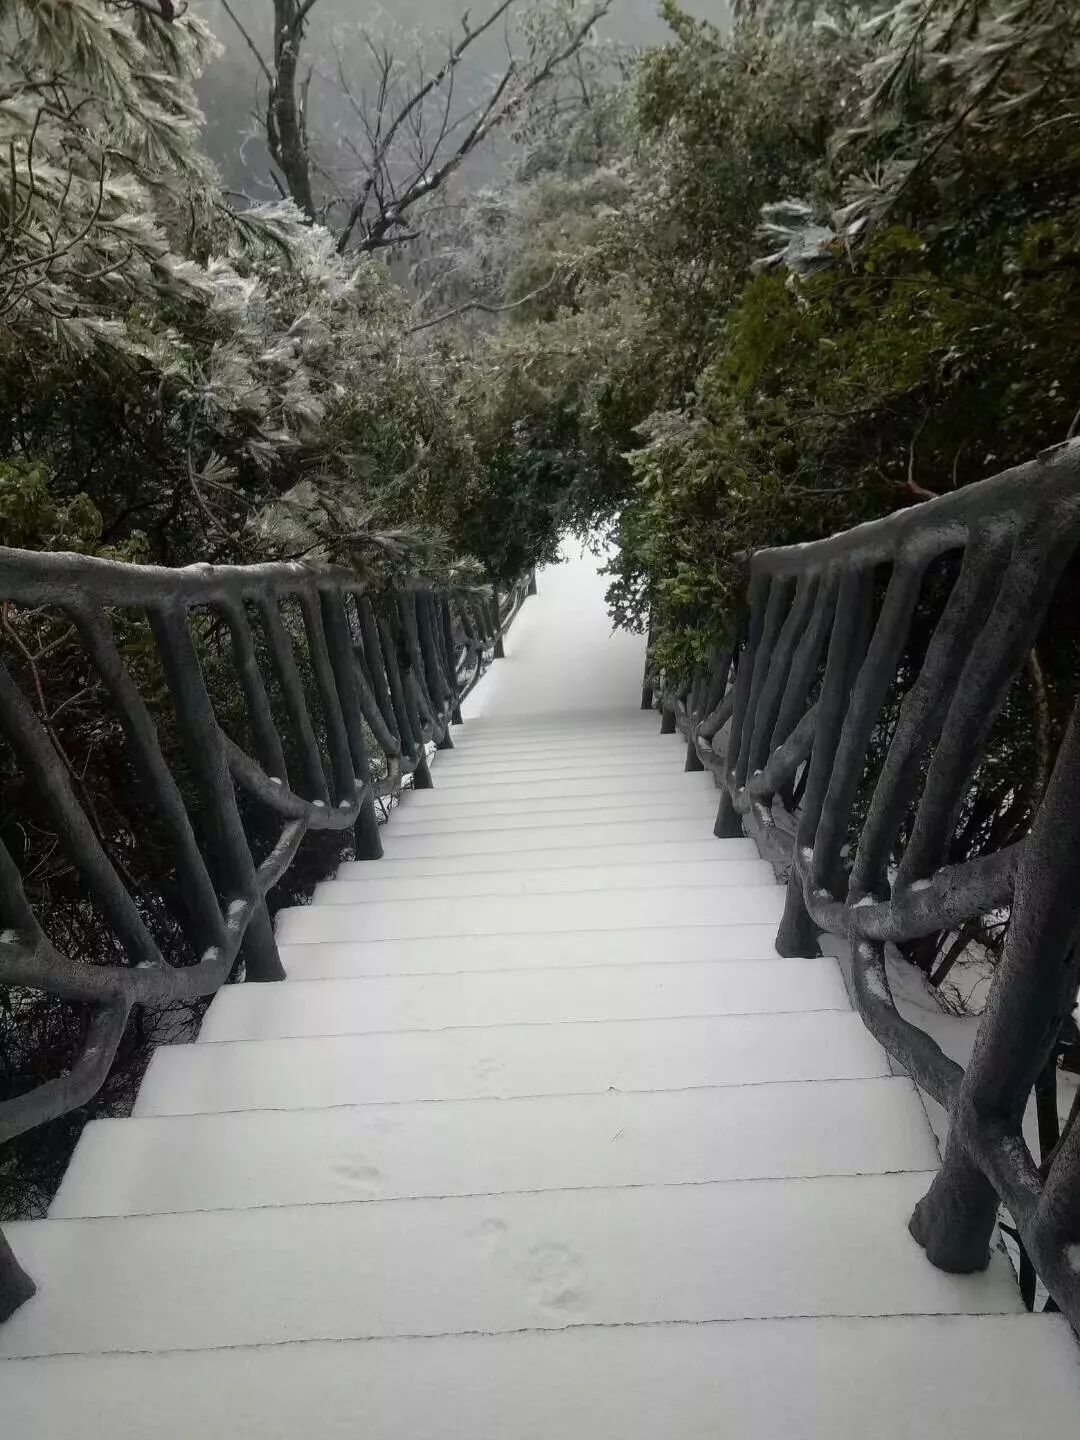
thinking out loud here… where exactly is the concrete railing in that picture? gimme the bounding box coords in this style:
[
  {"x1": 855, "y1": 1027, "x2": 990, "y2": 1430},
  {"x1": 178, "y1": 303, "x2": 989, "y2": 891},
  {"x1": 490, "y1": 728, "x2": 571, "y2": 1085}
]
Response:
[
  {"x1": 0, "y1": 543, "x2": 531, "y2": 1318},
  {"x1": 656, "y1": 442, "x2": 1080, "y2": 1325}
]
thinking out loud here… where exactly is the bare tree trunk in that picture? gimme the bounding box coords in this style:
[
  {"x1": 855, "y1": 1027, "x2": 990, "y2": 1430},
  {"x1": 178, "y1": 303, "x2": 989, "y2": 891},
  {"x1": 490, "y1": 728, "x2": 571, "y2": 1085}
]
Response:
[{"x1": 269, "y1": 1, "x2": 316, "y2": 221}]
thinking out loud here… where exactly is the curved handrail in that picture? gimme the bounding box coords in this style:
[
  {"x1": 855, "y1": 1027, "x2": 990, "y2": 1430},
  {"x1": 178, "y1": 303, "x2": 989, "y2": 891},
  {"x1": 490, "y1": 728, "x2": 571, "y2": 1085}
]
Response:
[
  {"x1": 658, "y1": 440, "x2": 1080, "y2": 1324},
  {"x1": 0, "y1": 545, "x2": 533, "y2": 1318}
]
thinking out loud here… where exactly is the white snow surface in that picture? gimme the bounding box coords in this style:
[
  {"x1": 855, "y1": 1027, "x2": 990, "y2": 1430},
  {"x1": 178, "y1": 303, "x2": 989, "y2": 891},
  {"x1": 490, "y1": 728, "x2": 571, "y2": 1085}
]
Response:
[{"x1": 5, "y1": 540, "x2": 1079, "y2": 1435}]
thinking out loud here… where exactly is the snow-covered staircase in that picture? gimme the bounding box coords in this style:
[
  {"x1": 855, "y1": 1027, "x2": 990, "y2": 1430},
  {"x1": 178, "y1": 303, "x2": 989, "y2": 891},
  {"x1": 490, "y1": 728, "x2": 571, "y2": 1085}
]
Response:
[{"x1": 3, "y1": 549, "x2": 1079, "y2": 1436}]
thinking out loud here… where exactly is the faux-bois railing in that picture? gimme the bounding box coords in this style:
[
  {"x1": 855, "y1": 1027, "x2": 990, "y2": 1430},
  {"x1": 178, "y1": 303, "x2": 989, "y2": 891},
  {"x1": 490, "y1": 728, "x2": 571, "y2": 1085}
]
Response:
[
  {"x1": 0, "y1": 546, "x2": 530, "y2": 1319},
  {"x1": 661, "y1": 441, "x2": 1080, "y2": 1328}
]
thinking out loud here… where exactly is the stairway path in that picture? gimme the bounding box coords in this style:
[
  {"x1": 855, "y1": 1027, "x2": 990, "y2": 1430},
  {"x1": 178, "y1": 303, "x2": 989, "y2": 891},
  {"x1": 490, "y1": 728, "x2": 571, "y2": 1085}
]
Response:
[{"x1": 3, "y1": 543, "x2": 1079, "y2": 1436}]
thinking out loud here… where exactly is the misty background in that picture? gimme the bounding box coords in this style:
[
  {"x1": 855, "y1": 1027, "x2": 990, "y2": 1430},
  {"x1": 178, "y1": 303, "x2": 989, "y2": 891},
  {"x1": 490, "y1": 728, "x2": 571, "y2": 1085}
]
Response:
[{"x1": 192, "y1": 1, "x2": 732, "y2": 205}]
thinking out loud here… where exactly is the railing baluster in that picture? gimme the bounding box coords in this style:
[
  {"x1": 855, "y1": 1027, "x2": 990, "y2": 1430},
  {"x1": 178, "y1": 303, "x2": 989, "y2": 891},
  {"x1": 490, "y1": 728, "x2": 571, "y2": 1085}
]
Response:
[
  {"x1": 746, "y1": 573, "x2": 816, "y2": 778},
  {"x1": 318, "y1": 587, "x2": 383, "y2": 860},
  {"x1": 221, "y1": 598, "x2": 290, "y2": 786},
  {"x1": 894, "y1": 520, "x2": 1075, "y2": 893},
  {"x1": 376, "y1": 608, "x2": 419, "y2": 761},
  {"x1": 0, "y1": 651, "x2": 163, "y2": 967},
  {"x1": 770, "y1": 572, "x2": 835, "y2": 755},
  {"x1": 400, "y1": 595, "x2": 436, "y2": 726},
  {"x1": 149, "y1": 604, "x2": 283, "y2": 983},
  {"x1": 811, "y1": 557, "x2": 926, "y2": 896},
  {"x1": 774, "y1": 567, "x2": 872, "y2": 955},
  {"x1": 298, "y1": 590, "x2": 357, "y2": 808},
  {"x1": 355, "y1": 596, "x2": 401, "y2": 743},
  {"x1": 440, "y1": 594, "x2": 464, "y2": 724},
  {"x1": 256, "y1": 596, "x2": 330, "y2": 805},
  {"x1": 848, "y1": 536, "x2": 1006, "y2": 901},
  {"x1": 714, "y1": 571, "x2": 770, "y2": 837},
  {"x1": 74, "y1": 607, "x2": 228, "y2": 960},
  {"x1": 380, "y1": 606, "x2": 432, "y2": 787}
]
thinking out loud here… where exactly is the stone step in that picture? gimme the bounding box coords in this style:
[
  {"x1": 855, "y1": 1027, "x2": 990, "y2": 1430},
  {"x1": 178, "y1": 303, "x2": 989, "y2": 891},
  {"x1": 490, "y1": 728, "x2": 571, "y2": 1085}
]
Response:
[
  {"x1": 8, "y1": 1314, "x2": 1077, "y2": 1440},
  {"x1": 275, "y1": 882, "x2": 785, "y2": 945},
  {"x1": 337, "y1": 836, "x2": 757, "y2": 881},
  {"x1": 51, "y1": 1077, "x2": 939, "y2": 1220},
  {"x1": 393, "y1": 772, "x2": 714, "y2": 810},
  {"x1": 2, "y1": 1173, "x2": 1020, "y2": 1361},
  {"x1": 278, "y1": 923, "x2": 784, "y2": 979},
  {"x1": 312, "y1": 857, "x2": 774, "y2": 906},
  {"x1": 132, "y1": 1011, "x2": 890, "y2": 1117},
  {"x1": 198, "y1": 957, "x2": 848, "y2": 1042},
  {"x1": 375, "y1": 816, "x2": 721, "y2": 856},
  {"x1": 429, "y1": 754, "x2": 684, "y2": 781},
  {"x1": 388, "y1": 794, "x2": 719, "y2": 828},
  {"x1": 451, "y1": 713, "x2": 662, "y2": 733}
]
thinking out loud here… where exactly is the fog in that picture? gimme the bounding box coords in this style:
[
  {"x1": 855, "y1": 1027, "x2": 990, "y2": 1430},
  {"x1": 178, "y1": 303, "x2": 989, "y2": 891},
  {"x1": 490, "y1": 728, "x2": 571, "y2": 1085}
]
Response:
[{"x1": 191, "y1": 1, "x2": 732, "y2": 199}]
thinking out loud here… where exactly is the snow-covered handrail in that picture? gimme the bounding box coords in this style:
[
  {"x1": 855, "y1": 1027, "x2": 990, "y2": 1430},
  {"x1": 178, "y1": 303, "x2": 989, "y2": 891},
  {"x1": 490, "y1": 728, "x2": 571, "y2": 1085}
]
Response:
[
  {"x1": 0, "y1": 546, "x2": 532, "y2": 1318},
  {"x1": 665, "y1": 441, "x2": 1080, "y2": 1325}
]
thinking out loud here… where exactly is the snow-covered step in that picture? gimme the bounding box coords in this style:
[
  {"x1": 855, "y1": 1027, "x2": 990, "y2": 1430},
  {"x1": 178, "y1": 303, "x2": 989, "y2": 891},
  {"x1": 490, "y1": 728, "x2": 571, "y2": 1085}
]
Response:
[
  {"x1": 198, "y1": 957, "x2": 848, "y2": 1042},
  {"x1": 337, "y1": 836, "x2": 757, "y2": 881},
  {"x1": 390, "y1": 795, "x2": 718, "y2": 829},
  {"x1": 394, "y1": 772, "x2": 713, "y2": 809},
  {"x1": 8, "y1": 1314, "x2": 1078, "y2": 1440},
  {"x1": 453, "y1": 713, "x2": 661, "y2": 732},
  {"x1": 432, "y1": 766, "x2": 685, "y2": 789},
  {"x1": 2, "y1": 1173, "x2": 1021, "y2": 1360},
  {"x1": 375, "y1": 816, "x2": 722, "y2": 857},
  {"x1": 279, "y1": 923, "x2": 785, "y2": 979},
  {"x1": 313, "y1": 857, "x2": 774, "y2": 906},
  {"x1": 434, "y1": 743, "x2": 685, "y2": 768},
  {"x1": 386, "y1": 803, "x2": 718, "y2": 836},
  {"x1": 430, "y1": 753, "x2": 684, "y2": 778},
  {"x1": 51, "y1": 1077, "x2": 939, "y2": 1219},
  {"x1": 276, "y1": 883, "x2": 785, "y2": 945},
  {"x1": 133, "y1": 1012, "x2": 889, "y2": 1116}
]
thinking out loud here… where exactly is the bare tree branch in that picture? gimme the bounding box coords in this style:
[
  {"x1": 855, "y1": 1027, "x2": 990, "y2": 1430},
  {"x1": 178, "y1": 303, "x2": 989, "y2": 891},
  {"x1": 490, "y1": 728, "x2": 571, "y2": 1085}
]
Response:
[
  {"x1": 407, "y1": 267, "x2": 561, "y2": 333},
  {"x1": 258, "y1": 0, "x2": 611, "y2": 252},
  {"x1": 219, "y1": 0, "x2": 273, "y2": 84}
]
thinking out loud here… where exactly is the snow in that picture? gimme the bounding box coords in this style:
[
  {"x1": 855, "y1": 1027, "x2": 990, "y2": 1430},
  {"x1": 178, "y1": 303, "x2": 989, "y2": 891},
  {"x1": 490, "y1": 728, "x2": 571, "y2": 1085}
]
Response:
[
  {"x1": 7, "y1": 543, "x2": 1079, "y2": 1436},
  {"x1": 7, "y1": 1316, "x2": 1080, "y2": 1440},
  {"x1": 51, "y1": 1079, "x2": 938, "y2": 1220},
  {"x1": 133, "y1": 1012, "x2": 889, "y2": 1117}
]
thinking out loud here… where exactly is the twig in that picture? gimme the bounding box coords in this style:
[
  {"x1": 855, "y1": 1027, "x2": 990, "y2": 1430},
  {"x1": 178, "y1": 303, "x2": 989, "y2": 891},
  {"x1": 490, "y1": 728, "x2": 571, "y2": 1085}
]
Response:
[{"x1": 407, "y1": 269, "x2": 561, "y2": 333}]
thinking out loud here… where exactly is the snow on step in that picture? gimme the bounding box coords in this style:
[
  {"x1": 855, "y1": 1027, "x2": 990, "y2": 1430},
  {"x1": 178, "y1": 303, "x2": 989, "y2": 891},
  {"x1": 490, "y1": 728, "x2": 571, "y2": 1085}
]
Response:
[
  {"x1": 275, "y1": 884, "x2": 785, "y2": 945},
  {"x1": 51, "y1": 1078, "x2": 939, "y2": 1219},
  {"x1": 337, "y1": 836, "x2": 758, "y2": 881},
  {"x1": 198, "y1": 957, "x2": 848, "y2": 1041},
  {"x1": 9, "y1": 1315, "x2": 1079, "y2": 1440},
  {"x1": 430, "y1": 756, "x2": 686, "y2": 782},
  {"x1": 376, "y1": 816, "x2": 724, "y2": 857},
  {"x1": 133, "y1": 1012, "x2": 889, "y2": 1116},
  {"x1": 1, "y1": 1174, "x2": 1021, "y2": 1359},
  {"x1": 278, "y1": 923, "x2": 784, "y2": 979},
  {"x1": 434, "y1": 742, "x2": 686, "y2": 767},
  {"x1": 394, "y1": 772, "x2": 713, "y2": 808},
  {"x1": 313, "y1": 857, "x2": 774, "y2": 905},
  {"x1": 389, "y1": 795, "x2": 719, "y2": 828}
]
